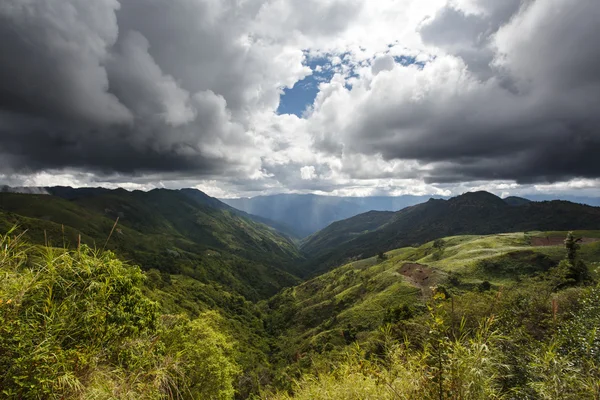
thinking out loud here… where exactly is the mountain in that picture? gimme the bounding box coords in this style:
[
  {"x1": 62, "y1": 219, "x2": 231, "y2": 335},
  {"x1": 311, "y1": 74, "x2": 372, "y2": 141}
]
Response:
[
  {"x1": 221, "y1": 194, "x2": 447, "y2": 237},
  {"x1": 266, "y1": 230, "x2": 600, "y2": 360},
  {"x1": 179, "y1": 189, "x2": 300, "y2": 240},
  {"x1": 0, "y1": 187, "x2": 302, "y2": 300},
  {"x1": 521, "y1": 194, "x2": 600, "y2": 207},
  {"x1": 503, "y1": 196, "x2": 532, "y2": 206},
  {"x1": 299, "y1": 191, "x2": 600, "y2": 276}
]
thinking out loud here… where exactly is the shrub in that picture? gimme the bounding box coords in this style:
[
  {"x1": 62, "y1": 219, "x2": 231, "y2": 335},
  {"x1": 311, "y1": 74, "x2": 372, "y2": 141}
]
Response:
[{"x1": 0, "y1": 231, "x2": 239, "y2": 399}]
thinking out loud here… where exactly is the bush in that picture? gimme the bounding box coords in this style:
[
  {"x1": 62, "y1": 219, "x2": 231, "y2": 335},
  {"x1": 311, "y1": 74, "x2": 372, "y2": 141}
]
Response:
[{"x1": 0, "y1": 231, "x2": 239, "y2": 399}]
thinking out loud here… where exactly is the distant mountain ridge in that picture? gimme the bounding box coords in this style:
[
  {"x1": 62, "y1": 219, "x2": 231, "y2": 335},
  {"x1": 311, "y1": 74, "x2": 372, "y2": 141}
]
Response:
[
  {"x1": 299, "y1": 191, "x2": 600, "y2": 276},
  {"x1": 221, "y1": 192, "x2": 600, "y2": 238},
  {"x1": 221, "y1": 194, "x2": 448, "y2": 237}
]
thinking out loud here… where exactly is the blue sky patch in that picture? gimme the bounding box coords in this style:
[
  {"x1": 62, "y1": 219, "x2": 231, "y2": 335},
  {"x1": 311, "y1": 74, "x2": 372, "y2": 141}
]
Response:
[
  {"x1": 277, "y1": 55, "x2": 337, "y2": 118},
  {"x1": 394, "y1": 55, "x2": 426, "y2": 69},
  {"x1": 277, "y1": 52, "x2": 425, "y2": 118}
]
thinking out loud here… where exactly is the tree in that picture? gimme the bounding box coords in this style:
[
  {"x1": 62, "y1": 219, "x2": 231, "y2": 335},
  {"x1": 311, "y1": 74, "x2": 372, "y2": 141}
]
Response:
[
  {"x1": 562, "y1": 232, "x2": 590, "y2": 285},
  {"x1": 432, "y1": 239, "x2": 446, "y2": 260},
  {"x1": 564, "y1": 232, "x2": 581, "y2": 265}
]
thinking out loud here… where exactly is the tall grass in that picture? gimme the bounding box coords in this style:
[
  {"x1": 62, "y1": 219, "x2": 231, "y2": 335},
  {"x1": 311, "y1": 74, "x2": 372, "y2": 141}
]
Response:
[
  {"x1": 0, "y1": 229, "x2": 239, "y2": 399},
  {"x1": 264, "y1": 285, "x2": 600, "y2": 400}
]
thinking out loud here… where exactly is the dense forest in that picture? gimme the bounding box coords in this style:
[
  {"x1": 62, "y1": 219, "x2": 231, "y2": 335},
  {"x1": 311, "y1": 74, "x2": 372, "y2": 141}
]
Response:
[{"x1": 1, "y1": 189, "x2": 600, "y2": 399}]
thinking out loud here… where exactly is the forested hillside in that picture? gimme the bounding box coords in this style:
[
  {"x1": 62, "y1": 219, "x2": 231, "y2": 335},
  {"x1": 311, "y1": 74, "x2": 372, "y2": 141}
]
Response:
[
  {"x1": 262, "y1": 230, "x2": 600, "y2": 398},
  {"x1": 0, "y1": 188, "x2": 301, "y2": 300},
  {"x1": 0, "y1": 232, "x2": 241, "y2": 399},
  {"x1": 0, "y1": 187, "x2": 307, "y2": 398},
  {"x1": 301, "y1": 191, "x2": 600, "y2": 276},
  {"x1": 3, "y1": 228, "x2": 600, "y2": 399}
]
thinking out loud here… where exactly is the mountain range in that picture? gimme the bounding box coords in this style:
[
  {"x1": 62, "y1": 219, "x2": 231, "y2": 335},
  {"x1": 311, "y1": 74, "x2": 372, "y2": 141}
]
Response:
[
  {"x1": 298, "y1": 191, "x2": 600, "y2": 276},
  {"x1": 3, "y1": 186, "x2": 600, "y2": 398},
  {"x1": 221, "y1": 192, "x2": 600, "y2": 238},
  {"x1": 221, "y1": 194, "x2": 448, "y2": 237},
  {"x1": 4, "y1": 186, "x2": 600, "y2": 284}
]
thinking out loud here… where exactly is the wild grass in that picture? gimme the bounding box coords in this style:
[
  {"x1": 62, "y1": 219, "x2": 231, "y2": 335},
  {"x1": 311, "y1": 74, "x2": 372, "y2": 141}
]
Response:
[
  {"x1": 0, "y1": 229, "x2": 239, "y2": 399},
  {"x1": 265, "y1": 284, "x2": 600, "y2": 400}
]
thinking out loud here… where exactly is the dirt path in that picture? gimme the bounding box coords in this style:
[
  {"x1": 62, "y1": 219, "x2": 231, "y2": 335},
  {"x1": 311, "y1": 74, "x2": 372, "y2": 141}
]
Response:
[{"x1": 398, "y1": 263, "x2": 436, "y2": 296}]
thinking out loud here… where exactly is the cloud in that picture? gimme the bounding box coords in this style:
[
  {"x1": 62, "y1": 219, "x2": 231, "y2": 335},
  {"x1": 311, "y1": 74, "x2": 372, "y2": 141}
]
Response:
[
  {"x1": 300, "y1": 166, "x2": 317, "y2": 180},
  {"x1": 371, "y1": 55, "x2": 396, "y2": 75},
  {"x1": 0, "y1": 0, "x2": 599, "y2": 198},
  {"x1": 0, "y1": 0, "x2": 310, "y2": 178},
  {"x1": 309, "y1": 0, "x2": 600, "y2": 185},
  {"x1": 0, "y1": 0, "x2": 131, "y2": 124}
]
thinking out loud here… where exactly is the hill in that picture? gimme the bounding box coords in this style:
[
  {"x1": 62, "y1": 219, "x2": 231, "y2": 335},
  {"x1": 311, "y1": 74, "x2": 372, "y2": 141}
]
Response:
[
  {"x1": 221, "y1": 194, "x2": 446, "y2": 237},
  {"x1": 300, "y1": 191, "x2": 600, "y2": 276},
  {"x1": 264, "y1": 230, "x2": 600, "y2": 399},
  {"x1": 0, "y1": 188, "x2": 302, "y2": 300},
  {"x1": 264, "y1": 230, "x2": 600, "y2": 370}
]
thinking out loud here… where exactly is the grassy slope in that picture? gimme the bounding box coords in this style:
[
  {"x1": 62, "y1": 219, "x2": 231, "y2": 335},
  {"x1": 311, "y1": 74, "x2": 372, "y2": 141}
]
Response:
[
  {"x1": 0, "y1": 189, "x2": 305, "y2": 398},
  {"x1": 266, "y1": 230, "x2": 600, "y2": 361},
  {"x1": 0, "y1": 190, "x2": 302, "y2": 300},
  {"x1": 300, "y1": 191, "x2": 600, "y2": 276}
]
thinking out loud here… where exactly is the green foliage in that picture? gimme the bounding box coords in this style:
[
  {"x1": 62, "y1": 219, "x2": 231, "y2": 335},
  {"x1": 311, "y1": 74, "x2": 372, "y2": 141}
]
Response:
[
  {"x1": 160, "y1": 313, "x2": 240, "y2": 400},
  {"x1": 477, "y1": 250, "x2": 555, "y2": 278},
  {"x1": 560, "y1": 231, "x2": 593, "y2": 285},
  {"x1": 266, "y1": 308, "x2": 504, "y2": 400},
  {"x1": 478, "y1": 280, "x2": 491, "y2": 292},
  {"x1": 3, "y1": 201, "x2": 600, "y2": 400},
  {"x1": 558, "y1": 286, "x2": 600, "y2": 365},
  {"x1": 0, "y1": 189, "x2": 302, "y2": 300},
  {"x1": 301, "y1": 191, "x2": 600, "y2": 276},
  {"x1": 264, "y1": 231, "x2": 600, "y2": 399},
  {"x1": 0, "y1": 232, "x2": 240, "y2": 399}
]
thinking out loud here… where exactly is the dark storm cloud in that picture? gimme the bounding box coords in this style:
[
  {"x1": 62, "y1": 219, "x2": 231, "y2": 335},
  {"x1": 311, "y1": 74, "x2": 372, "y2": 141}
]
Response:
[
  {"x1": 0, "y1": 0, "x2": 130, "y2": 125},
  {"x1": 312, "y1": 0, "x2": 600, "y2": 184},
  {"x1": 419, "y1": 0, "x2": 522, "y2": 79},
  {"x1": 2, "y1": 0, "x2": 600, "y2": 192},
  {"x1": 0, "y1": 0, "x2": 306, "y2": 177},
  {"x1": 0, "y1": 113, "x2": 240, "y2": 175}
]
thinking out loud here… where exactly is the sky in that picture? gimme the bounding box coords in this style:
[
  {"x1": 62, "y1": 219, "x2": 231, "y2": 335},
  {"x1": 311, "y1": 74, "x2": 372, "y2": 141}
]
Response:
[{"x1": 1, "y1": 0, "x2": 600, "y2": 199}]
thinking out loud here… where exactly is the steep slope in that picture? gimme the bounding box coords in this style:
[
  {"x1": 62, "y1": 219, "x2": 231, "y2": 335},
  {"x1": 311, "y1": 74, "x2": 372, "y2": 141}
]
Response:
[
  {"x1": 300, "y1": 210, "x2": 395, "y2": 254},
  {"x1": 222, "y1": 194, "x2": 446, "y2": 237},
  {"x1": 300, "y1": 191, "x2": 600, "y2": 276},
  {"x1": 0, "y1": 188, "x2": 302, "y2": 299},
  {"x1": 265, "y1": 230, "x2": 600, "y2": 361}
]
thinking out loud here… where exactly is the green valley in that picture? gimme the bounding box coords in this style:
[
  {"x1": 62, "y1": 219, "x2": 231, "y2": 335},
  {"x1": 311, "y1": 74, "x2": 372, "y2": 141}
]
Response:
[{"x1": 2, "y1": 189, "x2": 600, "y2": 399}]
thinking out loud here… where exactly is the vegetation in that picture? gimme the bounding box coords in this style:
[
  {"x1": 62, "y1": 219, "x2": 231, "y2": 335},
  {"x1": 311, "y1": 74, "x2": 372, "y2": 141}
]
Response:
[
  {"x1": 0, "y1": 230, "x2": 238, "y2": 399},
  {"x1": 300, "y1": 191, "x2": 600, "y2": 276},
  {"x1": 3, "y1": 189, "x2": 600, "y2": 399},
  {"x1": 262, "y1": 230, "x2": 600, "y2": 399},
  {"x1": 2, "y1": 226, "x2": 600, "y2": 399},
  {"x1": 0, "y1": 189, "x2": 302, "y2": 300},
  {"x1": 265, "y1": 286, "x2": 600, "y2": 399}
]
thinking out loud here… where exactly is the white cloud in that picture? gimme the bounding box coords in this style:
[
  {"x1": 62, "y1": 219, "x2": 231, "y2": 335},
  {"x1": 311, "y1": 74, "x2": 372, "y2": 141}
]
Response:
[
  {"x1": 0, "y1": 0, "x2": 599, "y2": 199},
  {"x1": 300, "y1": 166, "x2": 317, "y2": 180}
]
